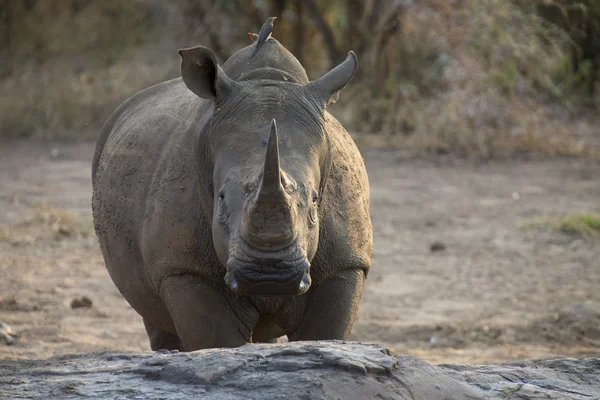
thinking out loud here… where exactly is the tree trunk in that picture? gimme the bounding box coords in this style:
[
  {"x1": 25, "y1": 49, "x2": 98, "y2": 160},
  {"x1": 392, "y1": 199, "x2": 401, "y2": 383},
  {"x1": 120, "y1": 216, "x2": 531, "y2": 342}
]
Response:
[
  {"x1": 293, "y1": 2, "x2": 305, "y2": 65},
  {"x1": 302, "y1": 0, "x2": 343, "y2": 68}
]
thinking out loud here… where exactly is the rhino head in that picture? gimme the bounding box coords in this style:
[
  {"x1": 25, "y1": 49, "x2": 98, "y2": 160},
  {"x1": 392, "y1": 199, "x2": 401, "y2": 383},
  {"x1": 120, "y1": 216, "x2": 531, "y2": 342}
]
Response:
[{"x1": 178, "y1": 42, "x2": 356, "y2": 297}]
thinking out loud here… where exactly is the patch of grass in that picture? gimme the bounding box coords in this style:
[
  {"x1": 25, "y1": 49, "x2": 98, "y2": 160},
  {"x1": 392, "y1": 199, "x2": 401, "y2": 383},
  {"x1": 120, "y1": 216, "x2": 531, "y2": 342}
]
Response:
[
  {"x1": 524, "y1": 213, "x2": 600, "y2": 238},
  {"x1": 0, "y1": 202, "x2": 93, "y2": 245},
  {"x1": 559, "y1": 214, "x2": 600, "y2": 237}
]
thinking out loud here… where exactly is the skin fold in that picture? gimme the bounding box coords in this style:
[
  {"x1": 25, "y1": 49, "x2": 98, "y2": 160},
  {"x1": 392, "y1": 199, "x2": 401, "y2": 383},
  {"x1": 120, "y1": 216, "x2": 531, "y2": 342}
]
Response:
[{"x1": 92, "y1": 38, "x2": 372, "y2": 351}]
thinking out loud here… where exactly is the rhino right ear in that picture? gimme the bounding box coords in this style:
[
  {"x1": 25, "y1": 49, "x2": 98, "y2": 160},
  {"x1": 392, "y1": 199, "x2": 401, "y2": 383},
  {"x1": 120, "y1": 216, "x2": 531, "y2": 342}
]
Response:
[
  {"x1": 305, "y1": 51, "x2": 358, "y2": 108},
  {"x1": 178, "y1": 46, "x2": 237, "y2": 100}
]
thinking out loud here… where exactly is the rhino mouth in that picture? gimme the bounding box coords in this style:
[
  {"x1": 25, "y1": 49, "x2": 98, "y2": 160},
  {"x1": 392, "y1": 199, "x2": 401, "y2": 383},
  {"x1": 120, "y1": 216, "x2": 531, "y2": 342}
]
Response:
[{"x1": 225, "y1": 240, "x2": 311, "y2": 297}]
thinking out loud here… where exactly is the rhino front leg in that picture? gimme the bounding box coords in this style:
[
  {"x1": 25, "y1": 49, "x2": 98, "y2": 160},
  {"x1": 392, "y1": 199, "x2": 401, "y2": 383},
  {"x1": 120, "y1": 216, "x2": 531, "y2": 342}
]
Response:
[
  {"x1": 288, "y1": 268, "x2": 366, "y2": 341},
  {"x1": 160, "y1": 274, "x2": 253, "y2": 350},
  {"x1": 143, "y1": 319, "x2": 184, "y2": 351}
]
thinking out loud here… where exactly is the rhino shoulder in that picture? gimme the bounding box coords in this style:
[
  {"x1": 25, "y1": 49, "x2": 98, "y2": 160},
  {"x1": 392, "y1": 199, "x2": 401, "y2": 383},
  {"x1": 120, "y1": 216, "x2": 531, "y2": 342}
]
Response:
[
  {"x1": 312, "y1": 113, "x2": 372, "y2": 280},
  {"x1": 92, "y1": 78, "x2": 197, "y2": 181},
  {"x1": 92, "y1": 77, "x2": 217, "y2": 288}
]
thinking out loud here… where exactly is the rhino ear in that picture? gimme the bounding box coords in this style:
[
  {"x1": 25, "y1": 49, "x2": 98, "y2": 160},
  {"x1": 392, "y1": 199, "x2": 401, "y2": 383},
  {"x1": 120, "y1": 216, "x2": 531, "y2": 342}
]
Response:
[
  {"x1": 178, "y1": 46, "x2": 237, "y2": 100},
  {"x1": 306, "y1": 51, "x2": 357, "y2": 108}
]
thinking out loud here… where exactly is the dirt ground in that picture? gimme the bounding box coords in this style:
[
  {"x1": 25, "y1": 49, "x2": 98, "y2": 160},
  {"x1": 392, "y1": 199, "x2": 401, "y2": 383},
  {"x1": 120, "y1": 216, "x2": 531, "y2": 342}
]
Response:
[{"x1": 1, "y1": 140, "x2": 599, "y2": 365}]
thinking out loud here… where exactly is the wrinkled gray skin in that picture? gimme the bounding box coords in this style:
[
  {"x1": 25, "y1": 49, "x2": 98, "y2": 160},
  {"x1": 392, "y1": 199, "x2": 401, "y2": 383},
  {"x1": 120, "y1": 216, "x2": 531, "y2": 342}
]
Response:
[{"x1": 92, "y1": 38, "x2": 372, "y2": 351}]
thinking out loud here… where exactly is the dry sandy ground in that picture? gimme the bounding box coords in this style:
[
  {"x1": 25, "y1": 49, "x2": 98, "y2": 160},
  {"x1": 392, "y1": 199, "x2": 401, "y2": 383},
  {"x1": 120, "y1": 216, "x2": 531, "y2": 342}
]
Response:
[{"x1": 0, "y1": 140, "x2": 599, "y2": 364}]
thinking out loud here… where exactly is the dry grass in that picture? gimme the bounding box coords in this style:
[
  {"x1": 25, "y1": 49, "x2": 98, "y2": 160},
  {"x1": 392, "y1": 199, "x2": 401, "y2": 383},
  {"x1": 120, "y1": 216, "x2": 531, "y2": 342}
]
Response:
[
  {"x1": 1, "y1": 0, "x2": 598, "y2": 157},
  {"x1": 0, "y1": 48, "x2": 175, "y2": 139},
  {"x1": 0, "y1": 202, "x2": 93, "y2": 245},
  {"x1": 337, "y1": 0, "x2": 600, "y2": 158},
  {"x1": 0, "y1": 0, "x2": 173, "y2": 139}
]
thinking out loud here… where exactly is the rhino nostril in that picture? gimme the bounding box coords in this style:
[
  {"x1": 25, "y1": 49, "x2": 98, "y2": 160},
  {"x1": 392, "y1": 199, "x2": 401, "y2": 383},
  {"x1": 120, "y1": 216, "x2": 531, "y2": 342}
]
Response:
[
  {"x1": 297, "y1": 271, "x2": 311, "y2": 294},
  {"x1": 298, "y1": 280, "x2": 309, "y2": 293},
  {"x1": 224, "y1": 271, "x2": 238, "y2": 292}
]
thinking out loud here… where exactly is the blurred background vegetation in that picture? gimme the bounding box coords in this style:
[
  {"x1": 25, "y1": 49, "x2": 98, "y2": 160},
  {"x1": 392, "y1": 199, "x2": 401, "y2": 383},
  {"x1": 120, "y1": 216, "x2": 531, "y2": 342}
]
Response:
[{"x1": 0, "y1": 0, "x2": 599, "y2": 157}]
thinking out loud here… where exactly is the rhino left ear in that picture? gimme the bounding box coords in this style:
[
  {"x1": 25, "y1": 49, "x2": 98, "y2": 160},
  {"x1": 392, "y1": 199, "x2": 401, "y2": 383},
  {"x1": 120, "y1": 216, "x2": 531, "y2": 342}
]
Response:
[
  {"x1": 306, "y1": 51, "x2": 357, "y2": 108},
  {"x1": 178, "y1": 46, "x2": 237, "y2": 101}
]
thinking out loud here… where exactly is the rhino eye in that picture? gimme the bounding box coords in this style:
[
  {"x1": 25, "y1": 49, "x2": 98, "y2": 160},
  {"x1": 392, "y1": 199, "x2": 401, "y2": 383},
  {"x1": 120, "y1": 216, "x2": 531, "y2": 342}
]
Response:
[{"x1": 216, "y1": 191, "x2": 229, "y2": 222}]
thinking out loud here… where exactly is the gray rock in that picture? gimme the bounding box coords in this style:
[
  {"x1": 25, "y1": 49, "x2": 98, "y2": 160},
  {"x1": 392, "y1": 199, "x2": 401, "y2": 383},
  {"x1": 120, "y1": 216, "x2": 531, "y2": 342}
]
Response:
[{"x1": 0, "y1": 341, "x2": 598, "y2": 399}]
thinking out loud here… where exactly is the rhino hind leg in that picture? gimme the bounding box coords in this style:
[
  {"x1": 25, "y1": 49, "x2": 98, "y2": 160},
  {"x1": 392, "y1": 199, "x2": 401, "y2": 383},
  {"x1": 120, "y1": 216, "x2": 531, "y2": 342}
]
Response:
[{"x1": 143, "y1": 319, "x2": 184, "y2": 351}]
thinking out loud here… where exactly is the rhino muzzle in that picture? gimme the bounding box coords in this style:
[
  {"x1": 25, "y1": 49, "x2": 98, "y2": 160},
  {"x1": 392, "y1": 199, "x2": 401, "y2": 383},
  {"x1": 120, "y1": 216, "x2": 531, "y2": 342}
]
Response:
[{"x1": 225, "y1": 240, "x2": 311, "y2": 297}]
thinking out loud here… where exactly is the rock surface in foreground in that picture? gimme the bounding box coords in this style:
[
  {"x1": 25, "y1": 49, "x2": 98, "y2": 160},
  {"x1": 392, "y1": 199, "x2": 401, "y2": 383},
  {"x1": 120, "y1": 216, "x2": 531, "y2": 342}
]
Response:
[{"x1": 1, "y1": 341, "x2": 598, "y2": 399}]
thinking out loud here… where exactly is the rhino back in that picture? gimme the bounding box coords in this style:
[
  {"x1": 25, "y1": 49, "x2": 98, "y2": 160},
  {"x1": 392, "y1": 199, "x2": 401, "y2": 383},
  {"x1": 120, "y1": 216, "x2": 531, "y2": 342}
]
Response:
[
  {"x1": 92, "y1": 77, "x2": 220, "y2": 326},
  {"x1": 222, "y1": 40, "x2": 310, "y2": 84}
]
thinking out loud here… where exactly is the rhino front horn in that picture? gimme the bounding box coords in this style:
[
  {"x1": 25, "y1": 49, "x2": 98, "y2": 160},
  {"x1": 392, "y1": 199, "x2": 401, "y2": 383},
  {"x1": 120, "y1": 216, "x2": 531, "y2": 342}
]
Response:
[
  {"x1": 241, "y1": 119, "x2": 295, "y2": 251},
  {"x1": 261, "y1": 119, "x2": 282, "y2": 192}
]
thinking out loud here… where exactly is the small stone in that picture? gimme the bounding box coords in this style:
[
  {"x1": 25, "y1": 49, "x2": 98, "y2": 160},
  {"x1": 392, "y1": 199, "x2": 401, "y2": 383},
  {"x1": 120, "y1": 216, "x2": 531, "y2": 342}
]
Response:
[
  {"x1": 71, "y1": 296, "x2": 93, "y2": 309},
  {"x1": 430, "y1": 241, "x2": 446, "y2": 252},
  {"x1": 0, "y1": 322, "x2": 18, "y2": 345}
]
